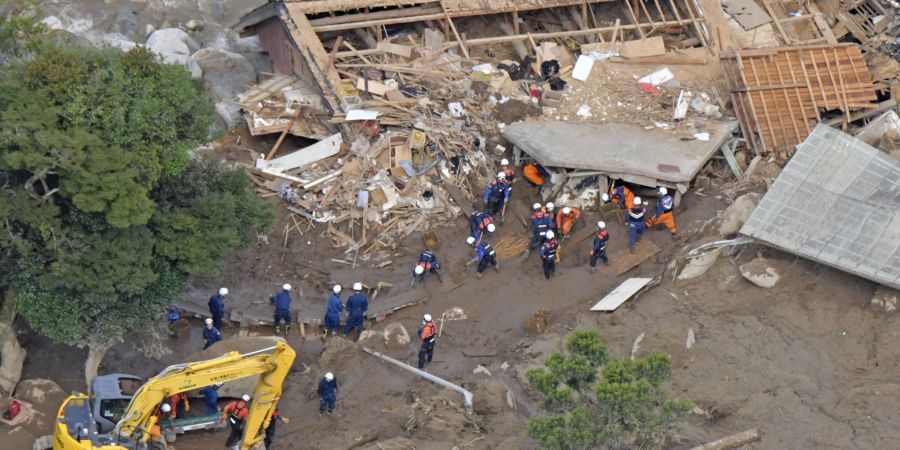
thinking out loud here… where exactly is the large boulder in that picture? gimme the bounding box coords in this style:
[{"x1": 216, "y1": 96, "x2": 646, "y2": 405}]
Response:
[
  {"x1": 740, "y1": 257, "x2": 781, "y2": 288},
  {"x1": 678, "y1": 246, "x2": 723, "y2": 280},
  {"x1": 717, "y1": 192, "x2": 762, "y2": 237},
  {"x1": 192, "y1": 48, "x2": 257, "y2": 100},
  {"x1": 471, "y1": 379, "x2": 513, "y2": 415},
  {"x1": 145, "y1": 28, "x2": 199, "y2": 56},
  {"x1": 108, "y1": 7, "x2": 139, "y2": 40}
]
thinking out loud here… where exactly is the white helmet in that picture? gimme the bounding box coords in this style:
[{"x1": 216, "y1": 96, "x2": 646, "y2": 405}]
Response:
[
  {"x1": 496, "y1": 172, "x2": 506, "y2": 180},
  {"x1": 241, "y1": 394, "x2": 250, "y2": 402},
  {"x1": 423, "y1": 314, "x2": 433, "y2": 322},
  {"x1": 546, "y1": 230, "x2": 555, "y2": 239},
  {"x1": 204, "y1": 318, "x2": 213, "y2": 325},
  {"x1": 601, "y1": 193, "x2": 610, "y2": 202},
  {"x1": 414, "y1": 265, "x2": 425, "y2": 275},
  {"x1": 545, "y1": 202, "x2": 555, "y2": 210},
  {"x1": 466, "y1": 236, "x2": 476, "y2": 245},
  {"x1": 219, "y1": 287, "x2": 228, "y2": 296},
  {"x1": 500, "y1": 158, "x2": 509, "y2": 166},
  {"x1": 353, "y1": 282, "x2": 362, "y2": 291},
  {"x1": 161, "y1": 403, "x2": 171, "y2": 413},
  {"x1": 486, "y1": 223, "x2": 496, "y2": 233},
  {"x1": 659, "y1": 187, "x2": 668, "y2": 196},
  {"x1": 332, "y1": 285, "x2": 342, "y2": 294},
  {"x1": 283, "y1": 284, "x2": 292, "y2": 291},
  {"x1": 597, "y1": 221, "x2": 606, "y2": 230},
  {"x1": 532, "y1": 203, "x2": 542, "y2": 210},
  {"x1": 562, "y1": 207, "x2": 571, "y2": 215},
  {"x1": 633, "y1": 196, "x2": 642, "y2": 205},
  {"x1": 325, "y1": 372, "x2": 334, "y2": 381}
]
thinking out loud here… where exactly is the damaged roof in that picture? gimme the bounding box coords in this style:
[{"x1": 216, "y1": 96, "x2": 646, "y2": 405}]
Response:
[
  {"x1": 501, "y1": 120, "x2": 738, "y2": 185},
  {"x1": 741, "y1": 124, "x2": 900, "y2": 290}
]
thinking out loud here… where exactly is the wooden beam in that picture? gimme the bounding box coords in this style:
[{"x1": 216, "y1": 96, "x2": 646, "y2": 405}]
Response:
[
  {"x1": 308, "y1": 4, "x2": 443, "y2": 27},
  {"x1": 281, "y1": 5, "x2": 344, "y2": 117},
  {"x1": 690, "y1": 429, "x2": 761, "y2": 450},
  {"x1": 334, "y1": 18, "x2": 702, "y2": 58},
  {"x1": 442, "y1": 7, "x2": 469, "y2": 58}
]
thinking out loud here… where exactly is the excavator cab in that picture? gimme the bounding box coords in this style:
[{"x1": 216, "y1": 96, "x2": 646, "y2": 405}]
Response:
[{"x1": 55, "y1": 393, "x2": 144, "y2": 449}]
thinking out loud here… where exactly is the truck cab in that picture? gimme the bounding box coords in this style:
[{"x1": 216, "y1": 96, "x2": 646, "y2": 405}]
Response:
[{"x1": 91, "y1": 374, "x2": 144, "y2": 434}]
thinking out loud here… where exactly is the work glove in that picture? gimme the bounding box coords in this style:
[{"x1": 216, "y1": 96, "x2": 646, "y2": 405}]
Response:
[{"x1": 282, "y1": 417, "x2": 290, "y2": 424}]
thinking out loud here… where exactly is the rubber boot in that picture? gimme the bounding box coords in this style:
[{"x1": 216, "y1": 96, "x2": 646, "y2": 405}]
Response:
[
  {"x1": 274, "y1": 325, "x2": 281, "y2": 335},
  {"x1": 285, "y1": 325, "x2": 291, "y2": 335},
  {"x1": 494, "y1": 262, "x2": 501, "y2": 272}
]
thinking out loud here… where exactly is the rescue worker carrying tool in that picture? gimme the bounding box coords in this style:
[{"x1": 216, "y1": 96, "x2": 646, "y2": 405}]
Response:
[
  {"x1": 318, "y1": 372, "x2": 338, "y2": 415},
  {"x1": 417, "y1": 314, "x2": 437, "y2": 369},
  {"x1": 540, "y1": 230, "x2": 561, "y2": 279},
  {"x1": 470, "y1": 211, "x2": 496, "y2": 245},
  {"x1": 269, "y1": 284, "x2": 293, "y2": 335},
  {"x1": 323, "y1": 285, "x2": 343, "y2": 337},
  {"x1": 412, "y1": 250, "x2": 442, "y2": 285},
  {"x1": 646, "y1": 187, "x2": 677, "y2": 237},
  {"x1": 202, "y1": 318, "x2": 222, "y2": 350},
  {"x1": 589, "y1": 221, "x2": 610, "y2": 272},
  {"x1": 483, "y1": 172, "x2": 510, "y2": 219},
  {"x1": 208, "y1": 287, "x2": 227, "y2": 330},
  {"x1": 556, "y1": 206, "x2": 582, "y2": 239},
  {"x1": 602, "y1": 184, "x2": 635, "y2": 212},
  {"x1": 466, "y1": 236, "x2": 500, "y2": 277},
  {"x1": 522, "y1": 203, "x2": 551, "y2": 260},
  {"x1": 343, "y1": 283, "x2": 368, "y2": 335},
  {"x1": 222, "y1": 394, "x2": 251, "y2": 448},
  {"x1": 626, "y1": 197, "x2": 648, "y2": 253}
]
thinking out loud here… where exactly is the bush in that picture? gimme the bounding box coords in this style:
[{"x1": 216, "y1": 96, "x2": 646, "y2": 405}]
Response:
[{"x1": 527, "y1": 331, "x2": 690, "y2": 449}]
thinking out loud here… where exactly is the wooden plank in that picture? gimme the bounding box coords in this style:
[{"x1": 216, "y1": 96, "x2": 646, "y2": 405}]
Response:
[
  {"x1": 734, "y1": 54, "x2": 768, "y2": 151},
  {"x1": 619, "y1": 37, "x2": 666, "y2": 58},
  {"x1": 376, "y1": 41, "x2": 413, "y2": 58},
  {"x1": 783, "y1": 51, "x2": 814, "y2": 133},
  {"x1": 442, "y1": 6, "x2": 469, "y2": 58},
  {"x1": 591, "y1": 278, "x2": 654, "y2": 311},
  {"x1": 690, "y1": 428, "x2": 761, "y2": 450},
  {"x1": 355, "y1": 78, "x2": 395, "y2": 96},
  {"x1": 832, "y1": 47, "x2": 852, "y2": 129},
  {"x1": 266, "y1": 108, "x2": 303, "y2": 160},
  {"x1": 747, "y1": 57, "x2": 781, "y2": 149},
  {"x1": 623, "y1": 0, "x2": 646, "y2": 38},
  {"x1": 768, "y1": 58, "x2": 803, "y2": 144}
]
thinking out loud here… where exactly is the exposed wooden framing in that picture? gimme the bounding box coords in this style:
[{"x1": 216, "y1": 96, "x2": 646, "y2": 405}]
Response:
[
  {"x1": 281, "y1": 5, "x2": 344, "y2": 118},
  {"x1": 623, "y1": 0, "x2": 647, "y2": 38},
  {"x1": 681, "y1": 0, "x2": 709, "y2": 48},
  {"x1": 512, "y1": 9, "x2": 519, "y2": 34},
  {"x1": 735, "y1": 52, "x2": 769, "y2": 151},
  {"x1": 309, "y1": 4, "x2": 443, "y2": 27},
  {"x1": 442, "y1": 7, "x2": 469, "y2": 58},
  {"x1": 333, "y1": 17, "x2": 703, "y2": 58},
  {"x1": 651, "y1": 0, "x2": 667, "y2": 26},
  {"x1": 747, "y1": 57, "x2": 781, "y2": 149},
  {"x1": 783, "y1": 53, "x2": 814, "y2": 134},
  {"x1": 637, "y1": 0, "x2": 658, "y2": 35},
  {"x1": 831, "y1": 47, "x2": 851, "y2": 129},
  {"x1": 769, "y1": 59, "x2": 803, "y2": 144}
]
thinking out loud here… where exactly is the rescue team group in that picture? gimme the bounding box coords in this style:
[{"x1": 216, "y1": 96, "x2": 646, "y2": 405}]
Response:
[{"x1": 186, "y1": 158, "x2": 679, "y2": 448}]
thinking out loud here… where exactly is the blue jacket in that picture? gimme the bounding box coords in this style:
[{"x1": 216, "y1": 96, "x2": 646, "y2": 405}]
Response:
[
  {"x1": 270, "y1": 290, "x2": 292, "y2": 311},
  {"x1": 318, "y1": 378, "x2": 338, "y2": 399},
  {"x1": 202, "y1": 386, "x2": 219, "y2": 409},
  {"x1": 346, "y1": 293, "x2": 368, "y2": 315},
  {"x1": 593, "y1": 230, "x2": 610, "y2": 252},
  {"x1": 656, "y1": 195, "x2": 674, "y2": 215},
  {"x1": 475, "y1": 242, "x2": 495, "y2": 261},
  {"x1": 472, "y1": 212, "x2": 493, "y2": 229},
  {"x1": 540, "y1": 239, "x2": 560, "y2": 260},
  {"x1": 202, "y1": 327, "x2": 222, "y2": 345},
  {"x1": 208, "y1": 294, "x2": 225, "y2": 317},
  {"x1": 626, "y1": 206, "x2": 646, "y2": 224},
  {"x1": 483, "y1": 181, "x2": 510, "y2": 204},
  {"x1": 530, "y1": 211, "x2": 552, "y2": 232},
  {"x1": 418, "y1": 251, "x2": 438, "y2": 266},
  {"x1": 326, "y1": 294, "x2": 343, "y2": 316}
]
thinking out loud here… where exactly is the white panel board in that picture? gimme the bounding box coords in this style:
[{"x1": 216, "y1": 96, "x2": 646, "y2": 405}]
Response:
[
  {"x1": 591, "y1": 278, "x2": 653, "y2": 311},
  {"x1": 265, "y1": 133, "x2": 342, "y2": 171}
]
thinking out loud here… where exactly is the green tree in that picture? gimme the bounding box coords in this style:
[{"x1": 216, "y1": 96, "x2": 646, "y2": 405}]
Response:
[
  {"x1": 526, "y1": 331, "x2": 691, "y2": 449},
  {"x1": 0, "y1": 18, "x2": 272, "y2": 348}
]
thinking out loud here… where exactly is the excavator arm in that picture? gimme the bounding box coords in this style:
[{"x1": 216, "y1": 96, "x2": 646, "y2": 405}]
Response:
[{"x1": 54, "y1": 342, "x2": 295, "y2": 450}]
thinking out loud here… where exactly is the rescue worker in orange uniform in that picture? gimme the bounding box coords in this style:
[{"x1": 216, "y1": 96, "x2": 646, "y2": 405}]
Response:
[
  {"x1": 522, "y1": 163, "x2": 547, "y2": 187},
  {"x1": 556, "y1": 206, "x2": 582, "y2": 239},
  {"x1": 222, "y1": 394, "x2": 251, "y2": 448},
  {"x1": 417, "y1": 314, "x2": 437, "y2": 369},
  {"x1": 169, "y1": 391, "x2": 190, "y2": 419},
  {"x1": 602, "y1": 184, "x2": 635, "y2": 212},
  {"x1": 646, "y1": 187, "x2": 677, "y2": 237}
]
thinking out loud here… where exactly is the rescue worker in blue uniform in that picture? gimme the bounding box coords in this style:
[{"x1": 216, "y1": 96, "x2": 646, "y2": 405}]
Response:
[
  {"x1": 318, "y1": 372, "x2": 338, "y2": 414},
  {"x1": 208, "y1": 287, "x2": 227, "y2": 330},
  {"x1": 412, "y1": 250, "x2": 442, "y2": 285},
  {"x1": 343, "y1": 283, "x2": 368, "y2": 335},
  {"x1": 202, "y1": 383, "x2": 222, "y2": 415},
  {"x1": 202, "y1": 318, "x2": 222, "y2": 349},
  {"x1": 626, "y1": 197, "x2": 648, "y2": 253},
  {"x1": 540, "y1": 230, "x2": 560, "y2": 279},
  {"x1": 646, "y1": 187, "x2": 678, "y2": 237},
  {"x1": 483, "y1": 172, "x2": 510, "y2": 216},
  {"x1": 466, "y1": 236, "x2": 499, "y2": 277},
  {"x1": 269, "y1": 284, "x2": 293, "y2": 335},
  {"x1": 522, "y1": 202, "x2": 552, "y2": 259},
  {"x1": 324, "y1": 285, "x2": 343, "y2": 337},
  {"x1": 589, "y1": 221, "x2": 610, "y2": 272},
  {"x1": 470, "y1": 211, "x2": 495, "y2": 245},
  {"x1": 417, "y1": 314, "x2": 437, "y2": 369}
]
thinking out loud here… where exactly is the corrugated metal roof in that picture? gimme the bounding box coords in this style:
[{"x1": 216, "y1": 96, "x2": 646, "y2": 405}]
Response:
[{"x1": 740, "y1": 124, "x2": 900, "y2": 289}]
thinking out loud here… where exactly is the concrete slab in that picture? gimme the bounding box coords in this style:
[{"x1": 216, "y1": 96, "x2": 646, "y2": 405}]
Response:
[
  {"x1": 741, "y1": 124, "x2": 900, "y2": 290},
  {"x1": 501, "y1": 121, "x2": 738, "y2": 185}
]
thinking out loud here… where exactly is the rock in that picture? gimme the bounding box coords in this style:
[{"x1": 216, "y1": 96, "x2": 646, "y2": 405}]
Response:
[
  {"x1": 192, "y1": 48, "x2": 257, "y2": 100},
  {"x1": 871, "y1": 286, "x2": 899, "y2": 312},
  {"x1": 214, "y1": 102, "x2": 242, "y2": 128},
  {"x1": 185, "y1": 19, "x2": 204, "y2": 32},
  {"x1": 109, "y1": 7, "x2": 138, "y2": 39},
  {"x1": 102, "y1": 33, "x2": 138, "y2": 52},
  {"x1": 473, "y1": 365, "x2": 492, "y2": 376},
  {"x1": 0, "y1": 291, "x2": 25, "y2": 395},
  {"x1": 717, "y1": 192, "x2": 762, "y2": 237},
  {"x1": 146, "y1": 28, "x2": 199, "y2": 56},
  {"x1": 383, "y1": 322, "x2": 410, "y2": 347},
  {"x1": 15, "y1": 379, "x2": 67, "y2": 414},
  {"x1": 145, "y1": 24, "x2": 157, "y2": 37},
  {"x1": 678, "y1": 246, "x2": 723, "y2": 280},
  {"x1": 740, "y1": 257, "x2": 781, "y2": 288},
  {"x1": 40, "y1": 16, "x2": 64, "y2": 31},
  {"x1": 472, "y1": 379, "x2": 511, "y2": 415}
]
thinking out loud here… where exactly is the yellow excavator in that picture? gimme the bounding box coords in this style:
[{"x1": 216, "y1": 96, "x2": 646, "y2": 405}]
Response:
[{"x1": 52, "y1": 342, "x2": 296, "y2": 450}]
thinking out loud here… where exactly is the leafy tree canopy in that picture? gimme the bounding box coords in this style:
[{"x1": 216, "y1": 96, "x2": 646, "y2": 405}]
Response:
[
  {"x1": 0, "y1": 15, "x2": 273, "y2": 346},
  {"x1": 526, "y1": 330, "x2": 691, "y2": 449}
]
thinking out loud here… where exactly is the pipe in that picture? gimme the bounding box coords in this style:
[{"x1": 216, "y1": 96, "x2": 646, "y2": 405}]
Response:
[
  {"x1": 685, "y1": 236, "x2": 754, "y2": 257},
  {"x1": 362, "y1": 347, "x2": 473, "y2": 411}
]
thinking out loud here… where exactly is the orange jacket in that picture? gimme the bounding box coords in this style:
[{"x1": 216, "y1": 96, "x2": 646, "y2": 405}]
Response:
[
  {"x1": 556, "y1": 208, "x2": 581, "y2": 234},
  {"x1": 523, "y1": 164, "x2": 544, "y2": 186},
  {"x1": 223, "y1": 400, "x2": 249, "y2": 421},
  {"x1": 169, "y1": 392, "x2": 189, "y2": 417}
]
